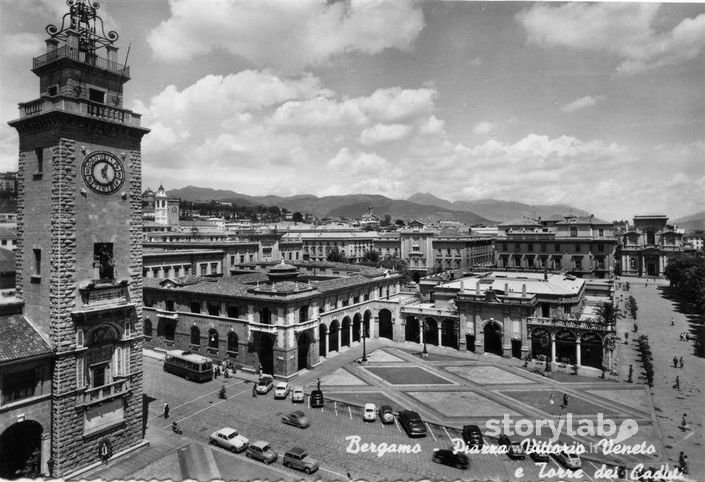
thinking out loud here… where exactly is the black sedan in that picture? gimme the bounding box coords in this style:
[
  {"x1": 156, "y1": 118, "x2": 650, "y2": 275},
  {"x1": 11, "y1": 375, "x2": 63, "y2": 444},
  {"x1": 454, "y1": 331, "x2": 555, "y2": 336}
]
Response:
[{"x1": 431, "y1": 449, "x2": 469, "y2": 469}]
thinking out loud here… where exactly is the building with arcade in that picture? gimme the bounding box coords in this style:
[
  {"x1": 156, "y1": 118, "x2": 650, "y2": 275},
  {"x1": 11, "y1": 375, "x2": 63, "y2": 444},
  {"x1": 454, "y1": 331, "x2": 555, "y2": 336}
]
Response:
[{"x1": 143, "y1": 261, "x2": 404, "y2": 378}]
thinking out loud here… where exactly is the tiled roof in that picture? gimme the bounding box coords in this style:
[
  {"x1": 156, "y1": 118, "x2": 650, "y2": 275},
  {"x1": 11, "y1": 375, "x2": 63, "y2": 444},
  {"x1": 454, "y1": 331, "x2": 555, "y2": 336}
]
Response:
[{"x1": 0, "y1": 314, "x2": 53, "y2": 363}]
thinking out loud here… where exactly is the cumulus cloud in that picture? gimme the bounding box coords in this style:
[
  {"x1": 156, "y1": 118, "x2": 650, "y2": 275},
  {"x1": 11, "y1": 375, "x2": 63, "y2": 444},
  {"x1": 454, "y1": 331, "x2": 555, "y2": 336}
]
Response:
[
  {"x1": 327, "y1": 148, "x2": 389, "y2": 175},
  {"x1": 517, "y1": 3, "x2": 705, "y2": 73},
  {"x1": 473, "y1": 121, "x2": 497, "y2": 135},
  {"x1": 148, "y1": 0, "x2": 424, "y2": 71},
  {"x1": 359, "y1": 124, "x2": 412, "y2": 145},
  {"x1": 562, "y1": 95, "x2": 605, "y2": 113}
]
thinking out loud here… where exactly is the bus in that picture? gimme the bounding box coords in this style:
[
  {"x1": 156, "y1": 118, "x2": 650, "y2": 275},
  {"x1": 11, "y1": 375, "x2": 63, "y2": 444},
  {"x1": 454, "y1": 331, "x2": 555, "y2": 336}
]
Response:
[{"x1": 163, "y1": 350, "x2": 214, "y2": 382}]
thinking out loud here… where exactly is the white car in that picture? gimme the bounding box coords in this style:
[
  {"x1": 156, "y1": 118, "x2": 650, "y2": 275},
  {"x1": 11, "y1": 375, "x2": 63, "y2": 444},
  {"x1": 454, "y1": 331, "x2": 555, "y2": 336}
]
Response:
[
  {"x1": 363, "y1": 403, "x2": 377, "y2": 422},
  {"x1": 209, "y1": 427, "x2": 249, "y2": 453},
  {"x1": 274, "y1": 382, "x2": 290, "y2": 399},
  {"x1": 291, "y1": 386, "x2": 305, "y2": 403},
  {"x1": 555, "y1": 450, "x2": 582, "y2": 470},
  {"x1": 256, "y1": 375, "x2": 274, "y2": 394}
]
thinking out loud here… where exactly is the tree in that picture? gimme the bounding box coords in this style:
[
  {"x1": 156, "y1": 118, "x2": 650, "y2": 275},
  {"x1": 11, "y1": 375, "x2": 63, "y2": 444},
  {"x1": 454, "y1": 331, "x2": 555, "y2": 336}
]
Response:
[
  {"x1": 326, "y1": 247, "x2": 347, "y2": 263},
  {"x1": 627, "y1": 295, "x2": 638, "y2": 319},
  {"x1": 395, "y1": 219, "x2": 406, "y2": 227},
  {"x1": 597, "y1": 302, "x2": 623, "y2": 326},
  {"x1": 381, "y1": 214, "x2": 392, "y2": 227},
  {"x1": 380, "y1": 254, "x2": 411, "y2": 283},
  {"x1": 361, "y1": 249, "x2": 380, "y2": 266},
  {"x1": 292, "y1": 211, "x2": 304, "y2": 223},
  {"x1": 664, "y1": 253, "x2": 705, "y2": 313}
]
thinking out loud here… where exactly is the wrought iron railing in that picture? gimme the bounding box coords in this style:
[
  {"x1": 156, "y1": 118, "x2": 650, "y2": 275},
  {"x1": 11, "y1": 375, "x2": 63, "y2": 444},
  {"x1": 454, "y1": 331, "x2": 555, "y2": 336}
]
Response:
[{"x1": 33, "y1": 45, "x2": 129, "y2": 76}]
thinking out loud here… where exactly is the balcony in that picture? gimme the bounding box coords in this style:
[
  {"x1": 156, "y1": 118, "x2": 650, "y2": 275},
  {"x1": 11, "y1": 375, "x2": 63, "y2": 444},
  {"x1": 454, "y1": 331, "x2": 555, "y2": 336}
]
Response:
[
  {"x1": 18, "y1": 97, "x2": 142, "y2": 126},
  {"x1": 33, "y1": 45, "x2": 130, "y2": 77},
  {"x1": 294, "y1": 318, "x2": 319, "y2": 333},
  {"x1": 527, "y1": 316, "x2": 613, "y2": 332},
  {"x1": 80, "y1": 379, "x2": 130, "y2": 406},
  {"x1": 78, "y1": 280, "x2": 130, "y2": 307},
  {"x1": 249, "y1": 322, "x2": 278, "y2": 334}
]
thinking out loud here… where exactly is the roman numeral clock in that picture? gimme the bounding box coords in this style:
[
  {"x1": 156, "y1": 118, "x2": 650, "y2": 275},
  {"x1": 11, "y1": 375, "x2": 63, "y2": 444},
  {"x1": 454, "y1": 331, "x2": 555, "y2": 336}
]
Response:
[{"x1": 82, "y1": 150, "x2": 125, "y2": 194}]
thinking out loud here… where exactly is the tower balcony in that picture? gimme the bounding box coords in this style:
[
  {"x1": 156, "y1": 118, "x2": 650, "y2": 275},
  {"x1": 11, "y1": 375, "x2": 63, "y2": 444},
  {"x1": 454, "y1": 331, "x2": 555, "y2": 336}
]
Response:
[
  {"x1": 17, "y1": 97, "x2": 143, "y2": 127},
  {"x1": 33, "y1": 45, "x2": 129, "y2": 77},
  {"x1": 78, "y1": 378, "x2": 130, "y2": 407}
]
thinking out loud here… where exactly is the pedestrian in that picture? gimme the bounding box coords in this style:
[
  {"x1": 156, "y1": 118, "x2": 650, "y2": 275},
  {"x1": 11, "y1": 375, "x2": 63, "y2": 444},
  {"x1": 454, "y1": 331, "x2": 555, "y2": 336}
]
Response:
[
  {"x1": 633, "y1": 322, "x2": 638, "y2": 333},
  {"x1": 673, "y1": 356, "x2": 678, "y2": 368},
  {"x1": 680, "y1": 332, "x2": 685, "y2": 341},
  {"x1": 671, "y1": 317, "x2": 675, "y2": 326},
  {"x1": 685, "y1": 332, "x2": 690, "y2": 341},
  {"x1": 679, "y1": 357, "x2": 684, "y2": 369},
  {"x1": 681, "y1": 413, "x2": 688, "y2": 429},
  {"x1": 561, "y1": 394, "x2": 568, "y2": 409},
  {"x1": 549, "y1": 392, "x2": 554, "y2": 406},
  {"x1": 163, "y1": 402, "x2": 170, "y2": 419},
  {"x1": 317, "y1": 377, "x2": 321, "y2": 391},
  {"x1": 674, "y1": 376, "x2": 680, "y2": 390},
  {"x1": 252, "y1": 384, "x2": 257, "y2": 397},
  {"x1": 258, "y1": 363, "x2": 263, "y2": 377},
  {"x1": 628, "y1": 364, "x2": 633, "y2": 383},
  {"x1": 347, "y1": 471, "x2": 352, "y2": 482}
]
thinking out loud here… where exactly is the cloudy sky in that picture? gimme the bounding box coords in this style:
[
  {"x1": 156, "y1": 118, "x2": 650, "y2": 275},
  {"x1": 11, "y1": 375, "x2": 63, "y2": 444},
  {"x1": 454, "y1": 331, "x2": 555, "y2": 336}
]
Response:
[{"x1": 1, "y1": 0, "x2": 703, "y2": 221}]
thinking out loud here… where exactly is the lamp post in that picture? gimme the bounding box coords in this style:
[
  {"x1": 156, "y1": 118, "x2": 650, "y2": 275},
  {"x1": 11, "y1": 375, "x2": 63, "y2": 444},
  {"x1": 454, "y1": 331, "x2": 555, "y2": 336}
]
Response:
[
  {"x1": 422, "y1": 319, "x2": 428, "y2": 355},
  {"x1": 361, "y1": 322, "x2": 368, "y2": 362}
]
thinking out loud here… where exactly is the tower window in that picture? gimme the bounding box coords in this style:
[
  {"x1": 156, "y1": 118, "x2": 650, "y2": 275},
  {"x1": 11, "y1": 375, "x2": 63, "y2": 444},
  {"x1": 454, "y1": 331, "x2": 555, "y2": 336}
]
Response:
[
  {"x1": 32, "y1": 248, "x2": 41, "y2": 280},
  {"x1": 47, "y1": 85, "x2": 58, "y2": 97},
  {"x1": 94, "y1": 243, "x2": 114, "y2": 280},
  {"x1": 89, "y1": 88, "x2": 105, "y2": 104}
]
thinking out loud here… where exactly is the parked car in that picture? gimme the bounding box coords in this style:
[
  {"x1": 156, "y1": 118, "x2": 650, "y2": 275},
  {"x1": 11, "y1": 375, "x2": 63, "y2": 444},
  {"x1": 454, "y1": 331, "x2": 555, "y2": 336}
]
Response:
[
  {"x1": 431, "y1": 448, "x2": 469, "y2": 469},
  {"x1": 462, "y1": 424, "x2": 484, "y2": 448},
  {"x1": 310, "y1": 389, "x2": 324, "y2": 408},
  {"x1": 379, "y1": 405, "x2": 395, "y2": 424},
  {"x1": 282, "y1": 410, "x2": 310, "y2": 429},
  {"x1": 274, "y1": 382, "x2": 290, "y2": 399},
  {"x1": 291, "y1": 386, "x2": 305, "y2": 403},
  {"x1": 283, "y1": 446, "x2": 319, "y2": 474},
  {"x1": 363, "y1": 403, "x2": 377, "y2": 422},
  {"x1": 256, "y1": 375, "x2": 274, "y2": 394},
  {"x1": 246, "y1": 440, "x2": 278, "y2": 464},
  {"x1": 554, "y1": 450, "x2": 582, "y2": 470},
  {"x1": 498, "y1": 434, "x2": 526, "y2": 459},
  {"x1": 398, "y1": 410, "x2": 427, "y2": 438},
  {"x1": 208, "y1": 427, "x2": 249, "y2": 453}
]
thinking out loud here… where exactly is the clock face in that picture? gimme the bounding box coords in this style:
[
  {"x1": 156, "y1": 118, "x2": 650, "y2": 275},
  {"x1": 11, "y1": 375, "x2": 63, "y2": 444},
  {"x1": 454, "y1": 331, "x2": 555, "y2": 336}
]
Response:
[{"x1": 81, "y1": 150, "x2": 125, "y2": 194}]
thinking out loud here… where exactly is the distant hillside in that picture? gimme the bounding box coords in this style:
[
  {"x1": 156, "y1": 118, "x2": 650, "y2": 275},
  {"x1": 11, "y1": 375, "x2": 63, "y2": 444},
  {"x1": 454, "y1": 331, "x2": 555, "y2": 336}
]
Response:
[
  {"x1": 672, "y1": 211, "x2": 705, "y2": 232},
  {"x1": 168, "y1": 187, "x2": 494, "y2": 223},
  {"x1": 407, "y1": 193, "x2": 589, "y2": 222}
]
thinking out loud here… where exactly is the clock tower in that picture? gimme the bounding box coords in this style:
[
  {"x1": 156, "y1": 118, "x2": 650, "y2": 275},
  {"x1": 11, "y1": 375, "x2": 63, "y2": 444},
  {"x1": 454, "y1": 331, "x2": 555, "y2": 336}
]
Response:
[{"x1": 8, "y1": 0, "x2": 149, "y2": 476}]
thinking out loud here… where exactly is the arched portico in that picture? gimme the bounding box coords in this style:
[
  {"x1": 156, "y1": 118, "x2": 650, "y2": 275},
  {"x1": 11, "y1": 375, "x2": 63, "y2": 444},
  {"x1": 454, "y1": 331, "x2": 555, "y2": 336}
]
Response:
[
  {"x1": 424, "y1": 318, "x2": 438, "y2": 346},
  {"x1": 258, "y1": 333, "x2": 275, "y2": 374},
  {"x1": 580, "y1": 332, "x2": 603, "y2": 369},
  {"x1": 379, "y1": 309, "x2": 393, "y2": 340},
  {"x1": 530, "y1": 328, "x2": 551, "y2": 359},
  {"x1": 352, "y1": 314, "x2": 361, "y2": 342},
  {"x1": 405, "y1": 315, "x2": 419, "y2": 342},
  {"x1": 297, "y1": 329, "x2": 315, "y2": 370},
  {"x1": 341, "y1": 317, "x2": 351, "y2": 347},
  {"x1": 555, "y1": 330, "x2": 577, "y2": 365},
  {"x1": 329, "y1": 320, "x2": 340, "y2": 353},
  {"x1": 319, "y1": 324, "x2": 328, "y2": 357},
  {"x1": 0, "y1": 420, "x2": 43, "y2": 479},
  {"x1": 441, "y1": 318, "x2": 458, "y2": 349},
  {"x1": 483, "y1": 320, "x2": 503, "y2": 356}
]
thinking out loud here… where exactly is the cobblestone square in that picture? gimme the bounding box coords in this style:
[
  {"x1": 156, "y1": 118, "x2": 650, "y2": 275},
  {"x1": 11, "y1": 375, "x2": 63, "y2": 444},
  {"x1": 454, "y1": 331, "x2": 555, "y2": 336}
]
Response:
[
  {"x1": 364, "y1": 366, "x2": 454, "y2": 385},
  {"x1": 446, "y1": 365, "x2": 535, "y2": 385}
]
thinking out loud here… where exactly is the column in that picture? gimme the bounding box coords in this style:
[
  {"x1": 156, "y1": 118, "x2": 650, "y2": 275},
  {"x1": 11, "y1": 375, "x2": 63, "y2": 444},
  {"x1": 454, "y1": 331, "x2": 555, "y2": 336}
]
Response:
[
  {"x1": 576, "y1": 339, "x2": 581, "y2": 366},
  {"x1": 371, "y1": 316, "x2": 378, "y2": 339},
  {"x1": 437, "y1": 326, "x2": 443, "y2": 347},
  {"x1": 551, "y1": 334, "x2": 556, "y2": 362},
  {"x1": 418, "y1": 319, "x2": 424, "y2": 344},
  {"x1": 349, "y1": 322, "x2": 353, "y2": 345},
  {"x1": 325, "y1": 331, "x2": 329, "y2": 355},
  {"x1": 333, "y1": 327, "x2": 339, "y2": 352}
]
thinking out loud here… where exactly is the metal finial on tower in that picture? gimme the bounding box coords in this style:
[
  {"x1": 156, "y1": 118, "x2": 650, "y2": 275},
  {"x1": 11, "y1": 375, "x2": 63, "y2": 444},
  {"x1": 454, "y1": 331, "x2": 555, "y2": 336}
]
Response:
[{"x1": 46, "y1": 0, "x2": 118, "y2": 56}]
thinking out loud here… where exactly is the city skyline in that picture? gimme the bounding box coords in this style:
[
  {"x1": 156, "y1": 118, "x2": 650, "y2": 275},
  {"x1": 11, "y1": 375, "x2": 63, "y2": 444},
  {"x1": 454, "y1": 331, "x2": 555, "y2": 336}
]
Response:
[{"x1": 1, "y1": 0, "x2": 704, "y2": 220}]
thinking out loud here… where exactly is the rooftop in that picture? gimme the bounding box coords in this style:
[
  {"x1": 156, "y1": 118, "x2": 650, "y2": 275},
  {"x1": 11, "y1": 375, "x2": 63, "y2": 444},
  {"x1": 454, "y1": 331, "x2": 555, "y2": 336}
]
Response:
[
  {"x1": 440, "y1": 271, "x2": 585, "y2": 296},
  {"x1": 0, "y1": 314, "x2": 53, "y2": 363}
]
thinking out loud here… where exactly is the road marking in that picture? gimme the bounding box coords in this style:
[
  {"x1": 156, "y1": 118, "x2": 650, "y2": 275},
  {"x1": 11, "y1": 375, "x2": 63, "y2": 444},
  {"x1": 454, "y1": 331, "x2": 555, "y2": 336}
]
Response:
[
  {"x1": 348, "y1": 406, "x2": 353, "y2": 420},
  {"x1": 150, "y1": 379, "x2": 243, "y2": 421},
  {"x1": 426, "y1": 423, "x2": 437, "y2": 441},
  {"x1": 443, "y1": 426, "x2": 454, "y2": 444},
  {"x1": 162, "y1": 393, "x2": 236, "y2": 429},
  {"x1": 320, "y1": 467, "x2": 348, "y2": 479}
]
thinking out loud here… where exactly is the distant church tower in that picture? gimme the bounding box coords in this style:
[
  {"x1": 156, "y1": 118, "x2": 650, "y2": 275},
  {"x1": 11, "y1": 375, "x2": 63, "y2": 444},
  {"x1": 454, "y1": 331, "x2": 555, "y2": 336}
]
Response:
[{"x1": 8, "y1": 1, "x2": 149, "y2": 477}]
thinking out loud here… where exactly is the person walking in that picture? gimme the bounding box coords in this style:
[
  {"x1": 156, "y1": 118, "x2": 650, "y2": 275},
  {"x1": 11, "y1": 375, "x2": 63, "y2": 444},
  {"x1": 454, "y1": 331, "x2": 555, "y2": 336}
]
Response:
[
  {"x1": 561, "y1": 394, "x2": 568, "y2": 409},
  {"x1": 673, "y1": 356, "x2": 678, "y2": 368},
  {"x1": 674, "y1": 376, "x2": 680, "y2": 390},
  {"x1": 681, "y1": 413, "x2": 688, "y2": 429},
  {"x1": 679, "y1": 356, "x2": 684, "y2": 369},
  {"x1": 163, "y1": 402, "x2": 170, "y2": 419},
  {"x1": 317, "y1": 378, "x2": 321, "y2": 391},
  {"x1": 252, "y1": 384, "x2": 257, "y2": 397},
  {"x1": 671, "y1": 317, "x2": 675, "y2": 326}
]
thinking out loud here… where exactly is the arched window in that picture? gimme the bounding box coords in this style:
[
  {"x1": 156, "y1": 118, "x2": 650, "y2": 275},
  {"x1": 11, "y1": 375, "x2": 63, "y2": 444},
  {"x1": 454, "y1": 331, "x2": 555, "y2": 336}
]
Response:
[
  {"x1": 208, "y1": 329, "x2": 219, "y2": 349},
  {"x1": 190, "y1": 325, "x2": 200, "y2": 346},
  {"x1": 227, "y1": 332, "x2": 238, "y2": 353}
]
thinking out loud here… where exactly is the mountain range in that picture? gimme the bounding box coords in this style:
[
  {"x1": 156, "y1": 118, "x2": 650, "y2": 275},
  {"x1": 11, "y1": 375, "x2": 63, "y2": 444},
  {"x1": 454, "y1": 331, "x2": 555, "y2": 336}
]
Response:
[
  {"x1": 671, "y1": 211, "x2": 705, "y2": 232},
  {"x1": 166, "y1": 186, "x2": 597, "y2": 224}
]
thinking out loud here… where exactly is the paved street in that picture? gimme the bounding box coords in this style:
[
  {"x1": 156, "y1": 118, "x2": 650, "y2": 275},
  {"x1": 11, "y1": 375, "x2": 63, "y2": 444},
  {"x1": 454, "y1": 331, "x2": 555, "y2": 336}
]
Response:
[{"x1": 72, "y1": 325, "x2": 701, "y2": 482}]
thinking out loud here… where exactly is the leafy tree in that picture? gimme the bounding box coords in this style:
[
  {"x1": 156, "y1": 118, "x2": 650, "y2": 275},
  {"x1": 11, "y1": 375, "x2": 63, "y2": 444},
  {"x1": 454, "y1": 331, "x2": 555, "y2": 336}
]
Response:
[
  {"x1": 395, "y1": 219, "x2": 405, "y2": 227},
  {"x1": 627, "y1": 295, "x2": 638, "y2": 319},
  {"x1": 664, "y1": 253, "x2": 705, "y2": 313},
  {"x1": 597, "y1": 302, "x2": 623, "y2": 326},
  {"x1": 292, "y1": 211, "x2": 304, "y2": 223},
  {"x1": 326, "y1": 247, "x2": 347, "y2": 263},
  {"x1": 381, "y1": 214, "x2": 392, "y2": 227},
  {"x1": 380, "y1": 254, "x2": 411, "y2": 283},
  {"x1": 361, "y1": 249, "x2": 380, "y2": 266}
]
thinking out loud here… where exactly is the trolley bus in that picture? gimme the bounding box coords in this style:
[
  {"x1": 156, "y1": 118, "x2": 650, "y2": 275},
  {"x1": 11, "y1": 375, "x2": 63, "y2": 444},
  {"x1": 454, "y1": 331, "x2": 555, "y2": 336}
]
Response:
[{"x1": 163, "y1": 350, "x2": 214, "y2": 382}]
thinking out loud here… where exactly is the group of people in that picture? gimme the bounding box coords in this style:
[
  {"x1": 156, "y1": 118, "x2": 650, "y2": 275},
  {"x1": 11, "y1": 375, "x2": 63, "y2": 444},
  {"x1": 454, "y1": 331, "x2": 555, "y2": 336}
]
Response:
[
  {"x1": 672, "y1": 356, "x2": 685, "y2": 369},
  {"x1": 679, "y1": 331, "x2": 690, "y2": 341}
]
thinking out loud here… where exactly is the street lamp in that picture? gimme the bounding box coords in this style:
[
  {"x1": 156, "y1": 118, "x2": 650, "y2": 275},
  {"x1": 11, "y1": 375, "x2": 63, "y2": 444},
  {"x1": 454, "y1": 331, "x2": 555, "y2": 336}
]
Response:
[
  {"x1": 361, "y1": 321, "x2": 368, "y2": 362},
  {"x1": 421, "y1": 319, "x2": 428, "y2": 356}
]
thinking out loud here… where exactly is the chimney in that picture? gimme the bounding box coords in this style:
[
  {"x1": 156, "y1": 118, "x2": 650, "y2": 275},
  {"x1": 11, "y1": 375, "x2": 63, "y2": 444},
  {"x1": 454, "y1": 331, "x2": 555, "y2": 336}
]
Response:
[{"x1": 522, "y1": 283, "x2": 527, "y2": 297}]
